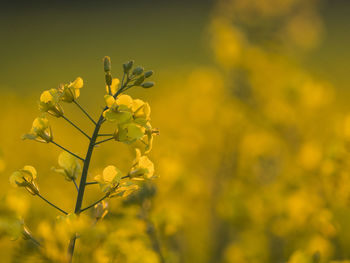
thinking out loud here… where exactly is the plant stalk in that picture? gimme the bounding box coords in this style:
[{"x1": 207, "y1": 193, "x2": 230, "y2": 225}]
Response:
[
  {"x1": 37, "y1": 193, "x2": 68, "y2": 215},
  {"x1": 67, "y1": 87, "x2": 125, "y2": 262}
]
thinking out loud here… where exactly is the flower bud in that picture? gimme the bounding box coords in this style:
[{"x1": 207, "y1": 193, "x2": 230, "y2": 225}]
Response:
[
  {"x1": 123, "y1": 60, "x2": 134, "y2": 73},
  {"x1": 132, "y1": 66, "x2": 144, "y2": 76},
  {"x1": 105, "y1": 73, "x2": 112, "y2": 86},
  {"x1": 134, "y1": 75, "x2": 145, "y2": 86},
  {"x1": 103, "y1": 56, "x2": 111, "y2": 72},
  {"x1": 141, "y1": 82, "x2": 154, "y2": 89},
  {"x1": 144, "y1": 70, "x2": 153, "y2": 78}
]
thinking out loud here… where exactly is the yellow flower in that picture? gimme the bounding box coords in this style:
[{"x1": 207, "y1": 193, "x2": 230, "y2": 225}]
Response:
[
  {"x1": 39, "y1": 89, "x2": 64, "y2": 117},
  {"x1": 113, "y1": 122, "x2": 145, "y2": 144},
  {"x1": 103, "y1": 94, "x2": 133, "y2": 124},
  {"x1": 9, "y1": 166, "x2": 39, "y2": 195},
  {"x1": 52, "y1": 152, "x2": 82, "y2": 181},
  {"x1": 111, "y1": 181, "x2": 139, "y2": 198},
  {"x1": 22, "y1": 116, "x2": 53, "y2": 143},
  {"x1": 132, "y1": 99, "x2": 151, "y2": 120},
  {"x1": 58, "y1": 77, "x2": 83, "y2": 102},
  {"x1": 94, "y1": 165, "x2": 122, "y2": 195},
  {"x1": 105, "y1": 78, "x2": 120, "y2": 95},
  {"x1": 144, "y1": 126, "x2": 159, "y2": 154},
  {"x1": 93, "y1": 200, "x2": 109, "y2": 221},
  {"x1": 128, "y1": 149, "x2": 154, "y2": 180}
]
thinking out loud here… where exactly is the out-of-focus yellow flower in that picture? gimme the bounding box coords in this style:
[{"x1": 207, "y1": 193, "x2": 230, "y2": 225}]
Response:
[
  {"x1": 93, "y1": 200, "x2": 109, "y2": 221},
  {"x1": 298, "y1": 142, "x2": 322, "y2": 170},
  {"x1": 287, "y1": 250, "x2": 312, "y2": 263},
  {"x1": 307, "y1": 235, "x2": 333, "y2": 260}
]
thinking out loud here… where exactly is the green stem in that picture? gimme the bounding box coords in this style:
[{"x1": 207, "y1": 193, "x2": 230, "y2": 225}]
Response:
[
  {"x1": 51, "y1": 141, "x2": 85, "y2": 162},
  {"x1": 62, "y1": 115, "x2": 91, "y2": 140},
  {"x1": 94, "y1": 137, "x2": 114, "y2": 145},
  {"x1": 36, "y1": 193, "x2": 68, "y2": 215},
  {"x1": 80, "y1": 195, "x2": 108, "y2": 213},
  {"x1": 72, "y1": 178, "x2": 79, "y2": 191},
  {"x1": 73, "y1": 100, "x2": 97, "y2": 125},
  {"x1": 28, "y1": 235, "x2": 42, "y2": 247},
  {"x1": 97, "y1": 134, "x2": 114, "y2": 137},
  {"x1": 23, "y1": 227, "x2": 42, "y2": 247},
  {"x1": 68, "y1": 87, "x2": 126, "y2": 262},
  {"x1": 85, "y1": 181, "x2": 98, "y2": 185}
]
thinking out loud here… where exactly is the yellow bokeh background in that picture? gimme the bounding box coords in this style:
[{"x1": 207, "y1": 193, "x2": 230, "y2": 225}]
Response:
[{"x1": 1, "y1": 0, "x2": 350, "y2": 262}]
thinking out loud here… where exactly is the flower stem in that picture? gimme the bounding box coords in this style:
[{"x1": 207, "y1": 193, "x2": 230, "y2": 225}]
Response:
[
  {"x1": 73, "y1": 100, "x2": 97, "y2": 125},
  {"x1": 97, "y1": 134, "x2": 114, "y2": 137},
  {"x1": 68, "y1": 80, "x2": 127, "y2": 262},
  {"x1": 85, "y1": 181, "x2": 98, "y2": 185},
  {"x1": 94, "y1": 137, "x2": 114, "y2": 145},
  {"x1": 72, "y1": 178, "x2": 79, "y2": 191},
  {"x1": 51, "y1": 141, "x2": 85, "y2": 162},
  {"x1": 62, "y1": 115, "x2": 91, "y2": 140},
  {"x1": 80, "y1": 195, "x2": 108, "y2": 213},
  {"x1": 36, "y1": 193, "x2": 68, "y2": 215}
]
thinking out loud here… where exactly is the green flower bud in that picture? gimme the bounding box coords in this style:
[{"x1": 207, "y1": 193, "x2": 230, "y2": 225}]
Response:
[
  {"x1": 144, "y1": 70, "x2": 154, "y2": 78},
  {"x1": 105, "y1": 73, "x2": 112, "y2": 86},
  {"x1": 104, "y1": 56, "x2": 111, "y2": 72},
  {"x1": 141, "y1": 82, "x2": 154, "y2": 89},
  {"x1": 134, "y1": 75, "x2": 145, "y2": 86},
  {"x1": 123, "y1": 60, "x2": 134, "y2": 73},
  {"x1": 132, "y1": 66, "x2": 144, "y2": 76}
]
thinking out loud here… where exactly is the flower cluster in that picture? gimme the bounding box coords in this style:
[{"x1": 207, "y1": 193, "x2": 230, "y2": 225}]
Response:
[{"x1": 9, "y1": 57, "x2": 158, "y2": 262}]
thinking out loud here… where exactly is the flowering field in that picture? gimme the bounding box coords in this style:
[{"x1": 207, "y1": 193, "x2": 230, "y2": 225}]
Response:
[{"x1": 1, "y1": 0, "x2": 350, "y2": 262}]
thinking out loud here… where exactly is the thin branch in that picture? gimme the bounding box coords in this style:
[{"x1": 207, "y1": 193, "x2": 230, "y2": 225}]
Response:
[
  {"x1": 94, "y1": 137, "x2": 114, "y2": 145},
  {"x1": 72, "y1": 178, "x2": 79, "y2": 191},
  {"x1": 97, "y1": 133, "x2": 114, "y2": 137},
  {"x1": 62, "y1": 115, "x2": 91, "y2": 140},
  {"x1": 80, "y1": 195, "x2": 108, "y2": 213},
  {"x1": 23, "y1": 227, "x2": 42, "y2": 248},
  {"x1": 51, "y1": 141, "x2": 85, "y2": 162},
  {"x1": 73, "y1": 100, "x2": 97, "y2": 125},
  {"x1": 28, "y1": 235, "x2": 42, "y2": 247},
  {"x1": 36, "y1": 193, "x2": 68, "y2": 215},
  {"x1": 85, "y1": 181, "x2": 98, "y2": 185},
  {"x1": 121, "y1": 72, "x2": 126, "y2": 86}
]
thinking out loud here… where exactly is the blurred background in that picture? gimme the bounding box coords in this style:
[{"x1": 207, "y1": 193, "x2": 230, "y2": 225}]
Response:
[{"x1": 1, "y1": 0, "x2": 350, "y2": 262}]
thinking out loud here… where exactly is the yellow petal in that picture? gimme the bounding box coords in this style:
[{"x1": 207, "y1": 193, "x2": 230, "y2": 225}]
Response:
[
  {"x1": 104, "y1": 95, "x2": 116, "y2": 108},
  {"x1": 103, "y1": 165, "x2": 118, "y2": 183},
  {"x1": 69, "y1": 77, "x2": 83, "y2": 89},
  {"x1": 106, "y1": 78, "x2": 120, "y2": 94},
  {"x1": 116, "y1": 95, "x2": 133, "y2": 108},
  {"x1": 40, "y1": 90, "x2": 53, "y2": 103},
  {"x1": 22, "y1": 165, "x2": 37, "y2": 179}
]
